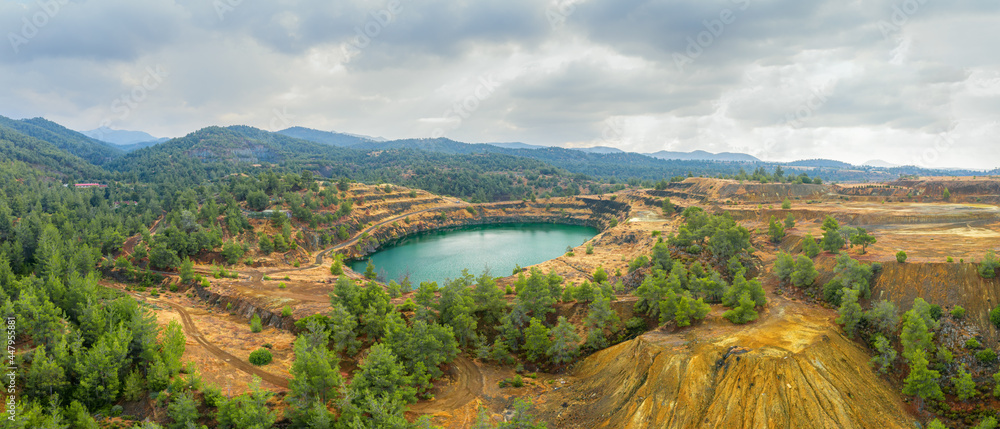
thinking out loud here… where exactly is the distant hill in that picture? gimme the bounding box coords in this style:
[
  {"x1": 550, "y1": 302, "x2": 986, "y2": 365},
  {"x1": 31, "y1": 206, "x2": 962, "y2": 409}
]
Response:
[
  {"x1": 0, "y1": 116, "x2": 122, "y2": 165},
  {"x1": 786, "y1": 159, "x2": 854, "y2": 169},
  {"x1": 277, "y1": 127, "x2": 372, "y2": 147},
  {"x1": 573, "y1": 146, "x2": 624, "y2": 154},
  {"x1": 0, "y1": 125, "x2": 105, "y2": 178},
  {"x1": 863, "y1": 159, "x2": 901, "y2": 168},
  {"x1": 487, "y1": 142, "x2": 547, "y2": 150},
  {"x1": 646, "y1": 150, "x2": 759, "y2": 162},
  {"x1": 82, "y1": 126, "x2": 169, "y2": 146}
]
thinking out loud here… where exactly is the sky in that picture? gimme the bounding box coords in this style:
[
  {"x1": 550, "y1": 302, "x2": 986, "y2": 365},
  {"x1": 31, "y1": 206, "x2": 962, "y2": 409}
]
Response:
[{"x1": 1, "y1": 0, "x2": 999, "y2": 169}]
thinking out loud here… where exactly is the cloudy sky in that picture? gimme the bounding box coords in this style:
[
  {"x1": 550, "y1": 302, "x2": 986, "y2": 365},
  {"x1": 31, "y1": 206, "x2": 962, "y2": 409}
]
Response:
[{"x1": 2, "y1": 0, "x2": 998, "y2": 169}]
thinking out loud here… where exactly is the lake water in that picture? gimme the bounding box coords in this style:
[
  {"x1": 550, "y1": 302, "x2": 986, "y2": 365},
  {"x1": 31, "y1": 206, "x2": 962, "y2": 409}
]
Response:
[{"x1": 349, "y1": 223, "x2": 599, "y2": 285}]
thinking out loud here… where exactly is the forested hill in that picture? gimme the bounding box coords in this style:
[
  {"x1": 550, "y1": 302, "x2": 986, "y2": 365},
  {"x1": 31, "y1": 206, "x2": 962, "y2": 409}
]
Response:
[
  {"x1": 0, "y1": 115, "x2": 122, "y2": 165},
  {"x1": 0, "y1": 124, "x2": 107, "y2": 179}
]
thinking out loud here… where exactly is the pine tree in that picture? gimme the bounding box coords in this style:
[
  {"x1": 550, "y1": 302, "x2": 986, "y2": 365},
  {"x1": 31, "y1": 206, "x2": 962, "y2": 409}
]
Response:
[
  {"x1": 75, "y1": 327, "x2": 131, "y2": 407},
  {"x1": 768, "y1": 216, "x2": 785, "y2": 243},
  {"x1": 820, "y1": 216, "x2": 845, "y2": 252},
  {"x1": 25, "y1": 345, "x2": 67, "y2": 398},
  {"x1": 585, "y1": 296, "x2": 620, "y2": 350},
  {"x1": 548, "y1": 316, "x2": 581, "y2": 365},
  {"x1": 593, "y1": 266, "x2": 608, "y2": 284},
  {"x1": 865, "y1": 300, "x2": 899, "y2": 334},
  {"x1": 723, "y1": 293, "x2": 759, "y2": 324},
  {"x1": 782, "y1": 199, "x2": 792, "y2": 210},
  {"x1": 836, "y1": 288, "x2": 863, "y2": 337},
  {"x1": 473, "y1": 271, "x2": 506, "y2": 327},
  {"x1": 349, "y1": 343, "x2": 416, "y2": 405},
  {"x1": 774, "y1": 251, "x2": 795, "y2": 283},
  {"x1": 288, "y1": 321, "x2": 342, "y2": 424},
  {"x1": 791, "y1": 255, "x2": 818, "y2": 287},
  {"x1": 900, "y1": 310, "x2": 935, "y2": 361},
  {"x1": 167, "y1": 391, "x2": 200, "y2": 429},
  {"x1": 328, "y1": 302, "x2": 360, "y2": 354},
  {"x1": 216, "y1": 376, "x2": 276, "y2": 429},
  {"x1": 849, "y1": 228, "x2": 877, "y2": 254},
  {"x1": 802, "y1": 234, "x2": 821, "y2": 258},
  {"x1": 524, "y1": 318, "x2": 552, "y2": 362},
  {"x1": 784, "y1": 213, "x2": 795, "y2": 229},
  {"x1": 364, "y1": 260, "x2": 377, "y2": 280},
  {"x1": 575, "y1": 281, "x2": 596, "y2": 303},
  {"x1": 179, "y1": 258, "x2": 195, "y2": 283},
  {"x1": 902, "y1": 348, "x2": 943, "y2": 408},
  {"x1": 514, "y1": 269, "x2": 556, "y2": 318},
  {"x1": 672, "y1": 294, "x2": 710, "y2": 327},
  {"x1": 161, "y1": 320, "x2": 186, "y2": 376},
  {"x1": 953, "y1": 365, "x2": 977, "y2": 401},
  {"x1": 870, "y1": 334, "x2": 896, "y2": 374}
]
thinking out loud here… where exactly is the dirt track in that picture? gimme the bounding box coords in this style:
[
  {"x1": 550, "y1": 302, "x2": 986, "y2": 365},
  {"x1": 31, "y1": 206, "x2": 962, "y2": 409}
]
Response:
[
  {"x1": 409, "y1": 355, "x2": 485, "y2": 415},
  {"x1": 160, "y1": 300, "x2": 290, "y2": 390}
]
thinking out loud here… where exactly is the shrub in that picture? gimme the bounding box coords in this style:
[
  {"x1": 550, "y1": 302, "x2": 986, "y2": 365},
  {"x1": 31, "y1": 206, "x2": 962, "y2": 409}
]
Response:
[
  {"x1": 976, "y1": 349, "x2": 998, "y2": 363},
  {"x1": 250, "y1": 314, "x2": 263, "y2": 333},
  {"x1": 498, "y1": 375, "x2": 525, "y2": 388},
  {"x1": 249, "y1": 348, "x2": 273, "y2": 366},
  {"x1": 278, "y1": 282, "x2": 286, "y2": 289},
  {"x1": 951, "y1": 306, "x2": 966, "y2": 319},
  {"x1": 586, "y1": 243, "x2": 594, "y2": 254},
  {"x1": 947, "y1": 256, "x2": 954, "y2": 263},
  {"x1": 225, "y1": 302, "x2": 233, "y2": 311},
  {"x1": 202, "y1": 385, "x2": 225, "y2": 408},
  {"x1": 896, "y1": 251, "x2": 907, "y2": 263},
  {"x1": 966, "y1": 337, "x2": 982, "y2": 349},
  {"x1": 281, "y1": 306, "x2": 292, "y2": 317},
  {"x1": 928, "y1": 304, "x2": 942, "y2": 321},
  {"x1": 110, "y1": 405, "x2": 124, "y2": 417},
  {"x1": 992, "y1": 305, "x2": 1000, "y2": 329}
]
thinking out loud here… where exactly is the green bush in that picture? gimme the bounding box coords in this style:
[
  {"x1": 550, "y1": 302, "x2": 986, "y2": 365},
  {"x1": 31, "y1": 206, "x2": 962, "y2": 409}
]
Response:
[
  {"x1": 249, "y1": 348, "x2": 273, "y2": 366},
  {"x1": 992, "y1": 305, "x2": 1000, "y2": 329},
  {"x1": 498, "y1": 375, "x2": 525, "y2": 388},
  {"x1": 966, "y1": 337, "x2": 982, "y2": 349},
  {"x1": 951, "y1": 305, "x2": 966, "y2": 319},
  {"x1": 281, "y1": 306, "x2": 292, "y2": 317},
  {"x1": 278, "y1": 282, "x2": 286, "y2": 289},
  {"x1": 976, "y1": 349, "x2": 998, "y2": 363},
  {"x1": 250, "y1": 314, "x2": 263, "y2": 333}
]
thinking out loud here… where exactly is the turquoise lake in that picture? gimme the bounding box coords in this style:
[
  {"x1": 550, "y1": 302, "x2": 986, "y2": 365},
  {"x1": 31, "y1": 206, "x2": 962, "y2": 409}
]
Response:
[{"x1": 349, "y1": 223, "x2": 598, "y2": 285}]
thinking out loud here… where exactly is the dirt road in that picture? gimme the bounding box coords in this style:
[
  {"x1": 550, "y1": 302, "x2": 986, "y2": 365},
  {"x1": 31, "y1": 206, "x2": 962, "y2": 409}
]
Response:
[
  {"x1": 160, "y1": 300, "x2": 290, "y2": 390},
  {"x1": 409, "y1": 355, "x2": 485, "y2": 415}
]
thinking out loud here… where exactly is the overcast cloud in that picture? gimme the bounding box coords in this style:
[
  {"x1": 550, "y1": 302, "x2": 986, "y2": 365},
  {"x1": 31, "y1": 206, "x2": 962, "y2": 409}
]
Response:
[{"x1": 1, "y1": 0, "x2": 998, "y2": 169}]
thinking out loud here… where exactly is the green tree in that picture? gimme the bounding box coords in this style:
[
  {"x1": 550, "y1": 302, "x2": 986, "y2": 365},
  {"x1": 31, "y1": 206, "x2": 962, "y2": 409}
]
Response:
[
  {"x1": 548, "y1": 316, "x2": 581, "y2": 365},
  {"x1": 722, "y1": 292, "x2": 758, "y2": 324},
  {"x1": 784, "y1": 213, "x2": 795, "y2": 229},
  {"x1": 287, "y1": 321, "x2": 342, "y2": 424},
  {"x1": 585, "y1": 296, "x2": 620, "y2": 349},
  {"x1": 25, "y1": 345, "x2": 67, "y2": 398},
  {"x1": 865, "y1": 300, "x2": 899, "y2": 334},
  {"x1": 216, "y1": 376, "x2": 276, "y2": 429},
  {"x1": 661, "y1": 198, "x2": 675, "y2": 216},
  {"x1": 836, "y1": 288, "x2": 863, "y2": 337},
  {"x1": 781, "y1": 199, "x2": 792, "y2": 210},
  {"x1": 900, "y1": 310, "x2": 935, "y2": 362},
  {"x1": 330, "y1": 258, "x2": 343, "y2": 275},
  {"x1": 524, "y1": 318, "x2": 552, "y2": 362},
  {"x1": 980, "y1": 251, "x2": 1000, "y2": 278},
  {"x1": 953, "y1": 365, "x2": 977, "y2": 401},
  {"x1": 593, "y1": 266, "x2": 608, "y2": 284},
  {"x1": 849, "y1": 228, "x2": 876, "y2": 254},
  {"x1": 328, "y1": 302, "x2": 360, "y2": 355},
  {"x1": 896, "y1": 250, "x2": 907, "y2": 263},
  {"x1": 250, "y1": 314, "x2": 263, "y2": 333},
  {"x1": 802, "y1": 234, "x2": 821, "y2": 258},
  {"x1": 902, "y1": 348, "x2": 943, "y2": 408},
  {"x1": 161, "y1": 320, "x2": 186, "y2": 376},
  {"x1": 774, "y1": 251, "x2": 794, "y2": 283},
  {"x1": 574, "y1": 281, "x2": 596, "y2": 303},
  {"x1": 149, "y1": 241, "x2": 181, "y2": 270},
  {"x1": 942, "y1": 187, "x2": 950, "y2": 200},
  {"x1": 791, "y1": 255, "x2": 818, "y2": 287},
  {"x1": 870, "y1": 334, "x2": 896, "y2": 374},
  {"x1": 179, "y1": 258, "x2": 195, "y2": 283},
  {"x1": 992, "y1": 305, "x2": 1000, "y2": 329},
  {"x1": 221, "y1": 241, "x2": 246, "y2": 265},
  {"x1": 363, "y1": 260, "x2": 377, "y2": 280},
  {"x1": 768, "y1": 216, "x2": 785, "y2": 243},
  {"x1": 514, "y1": 269, "x2": 556, "y2": 318},
  {"x1": 75, "y1": 327, "x2": 131, "y2": 407},
  {"x1": 722, "y1": 271, "x2": 766, "y2": 308},
  {"x1": 349, "y1": 343, "x2": 416, "y2": 406},
  {"x1": 670, "y1": 294, "x2": 710, "y2": 327},
  {"x1": 167, "y1": 391, "x2": 200, "y2": 429},
  {"x1": 820, "y1": 216, "x2": 845, "y2": 252}
]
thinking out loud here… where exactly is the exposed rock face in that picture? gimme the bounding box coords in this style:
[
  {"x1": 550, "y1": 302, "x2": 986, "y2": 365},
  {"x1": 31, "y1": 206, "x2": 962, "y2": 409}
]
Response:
[
  {"x1": 873, "y1": 262, "x2": 1000, "y2": 343},
  {"x1": 541, "y1": 306, "x2": 914, "y2": 429}
]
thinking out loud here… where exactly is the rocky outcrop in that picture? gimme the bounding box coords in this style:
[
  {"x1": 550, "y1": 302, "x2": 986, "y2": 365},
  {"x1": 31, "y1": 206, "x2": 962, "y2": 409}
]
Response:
[
  {"x1": 540, "y1": 307, "x2": 914, "y2": 429},
  {"x1": 191, "y1": 285, "x2": 295, "y2": 330}
]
